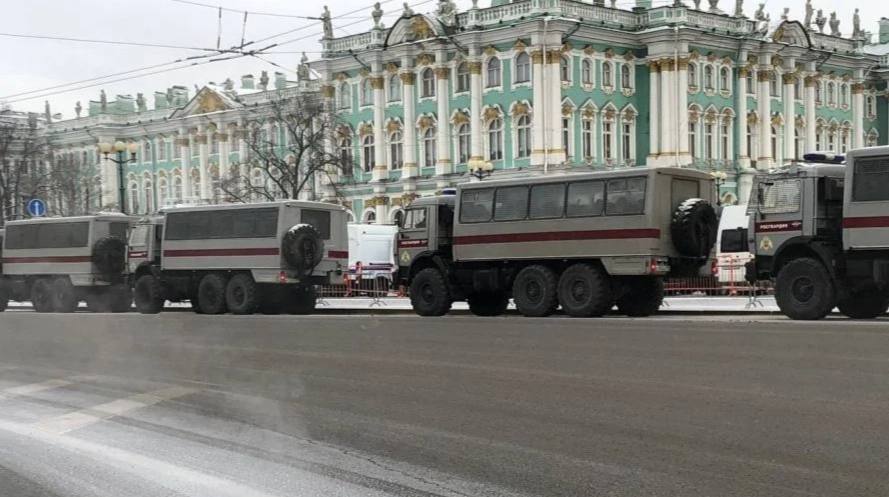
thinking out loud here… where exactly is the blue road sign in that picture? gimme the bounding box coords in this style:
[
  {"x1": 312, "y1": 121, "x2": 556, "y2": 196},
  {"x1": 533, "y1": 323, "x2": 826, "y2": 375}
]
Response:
[{"x1": 26, "y1": 198, "x2": 46, "y2": 217}]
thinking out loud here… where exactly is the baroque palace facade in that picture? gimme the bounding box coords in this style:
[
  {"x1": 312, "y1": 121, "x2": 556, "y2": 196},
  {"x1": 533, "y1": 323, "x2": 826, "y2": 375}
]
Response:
[{"x1": 41, "y1": 0, "x2": 889, "y2": 225}]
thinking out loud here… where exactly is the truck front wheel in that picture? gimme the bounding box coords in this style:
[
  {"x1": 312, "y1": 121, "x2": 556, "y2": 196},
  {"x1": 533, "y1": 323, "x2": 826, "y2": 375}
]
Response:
[
  {"x1": 837, "y1": 288, "x2": 889, "y2": 319},
  {"x1": 513, "y1": 265, "x2": 558, "y2": 317},
  {"x1": 775, "y1": 258, "x2": 835, "y2": 321},
  {"x1": 197, "y1": 273, "x2": 228, "y2": 315},
  {"x1": 31, "y1": 279, "x2": 53, "y2": 313},
  {"x1": 134, "y1": 275, "x2": 164, "y2": 314},
  {"x1": 409, "y1": 268, "x2": 452, "y2": 317}
]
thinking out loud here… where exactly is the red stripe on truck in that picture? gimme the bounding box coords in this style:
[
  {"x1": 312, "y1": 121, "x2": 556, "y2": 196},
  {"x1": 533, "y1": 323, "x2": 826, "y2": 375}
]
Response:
[
  {"x1": 453, "y1": 228, "x2": 660, "y2": 245},
  {"x1": 754, "y1": 221, "x2": 802, "y2": 233},
  {"x1": 1, "y1": 255, "x2": 92, "y2": 263},
  {"x1": 163, "y1": 247, "x2": 279, "y2": 257},
  {"x1": 327, "y1": 250, "x2": 348, "y2": 258},
  {"x1": 843, "y1": 216, "x2": 889, "y2": 229}
]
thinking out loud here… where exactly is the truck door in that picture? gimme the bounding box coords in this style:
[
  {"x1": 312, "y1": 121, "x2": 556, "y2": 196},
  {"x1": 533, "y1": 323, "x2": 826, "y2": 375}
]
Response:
[
  {"x1": 398, "y1": 206, "x2": 432, "y2": 269},
  {"x1": 751, "y1": 177, "x2": 804, "y2": 259},
  {"x1": 843, "y1": 153, "x2": 889, "y2": 250}
]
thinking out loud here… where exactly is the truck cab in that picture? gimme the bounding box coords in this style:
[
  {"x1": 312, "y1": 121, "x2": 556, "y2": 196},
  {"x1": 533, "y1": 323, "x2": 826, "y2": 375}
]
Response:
[
  {"x1": 397, "y1": 193, "x2": 455, "y2": 284},
  {"x1": 127, "y1": 216, "x2": 164, "y2": 278}
]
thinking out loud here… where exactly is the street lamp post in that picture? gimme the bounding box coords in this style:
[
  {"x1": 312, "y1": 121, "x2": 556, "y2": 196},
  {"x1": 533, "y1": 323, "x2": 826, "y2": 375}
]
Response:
[
  {"x1": 98, "y1": 141, "x2": 138, "y2": 214},
  {"x1": 467, "y1": 158, "x2": 494, "y2": 181},
  {"x1": 711, "y1": 170, "x2": 728, "y2": 206}
]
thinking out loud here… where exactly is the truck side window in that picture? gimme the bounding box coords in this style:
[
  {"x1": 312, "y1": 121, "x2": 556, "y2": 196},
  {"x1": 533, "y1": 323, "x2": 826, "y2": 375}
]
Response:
[
  {"x1": 460, "y1": 189, "x2": 494, "y2": 223},
  {"x1": 494, "y1": 186, "x2": 528, "y2": 221},
  {"x1": 606, "y1": 177, "x2": 646, "y2": 216},
  {"x1": 852, "y1": 156, "x2": 889, "y2": 202},
  {"x1": 301, "y1": 209, "x2": 331, "y2": 239},
  {"x1": 566, "y1": 181, "x2": 604, "y2": 217},
  {"x1": 529, "y1": 184, "x2": 565, "y2": 219},
  {"x1": 403, "y1": 208, "x2": 426, "y2": 229},
  {"x1": 757, "y1": 179, "x2": 801, "y2": 214}
]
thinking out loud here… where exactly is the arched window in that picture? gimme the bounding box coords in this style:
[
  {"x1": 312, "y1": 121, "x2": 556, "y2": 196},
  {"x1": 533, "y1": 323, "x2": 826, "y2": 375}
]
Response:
[
  {"x1": 867, "y1": 130, "x2": 879, "y2": 147},
  {"x1": 364, "y1": 211, "x2": 376, "y2": 224},
  {"x1": 393, "y1": 210, "x2": 405, "y2": 227},
  {"x1": 210, "y1": 134, "x2": 219, "y2": 154},
  {"x1": 457, "y1": 123, "x2": 470, "y2": 164},
  {"x1": 362, "y1": 135, "x2": 375, "y2": 172},
  {"x1": 191, "y1": 169, "x2": 200, "y2": 199},
  {"x1": 422, "y1": 128, "x2": 436, "y2": 169},
  {"x1": 562, "y1": 117, "x2": 571, "y2": 158},
  {"x1": 338, "y1": 82, "x2": 351, "y2": 109},
  {"x1": 128, "y1": 182, "x2": 140, "y2": 214},
  {"x1": 602, "y1": 62, "x2": 613, "y2": 87},
  {"x1": 582, "y1": 59, "x2": 593, "y2": 85},
  {"x1": 421, "y1": 68, "x2": 435, "y2": 97},
  {"x1": 143, "y1": 182, "x2": 154, "y2": 214},
  {"x1": 840, "y1": 128, "x2": 849, "y2": 153},
  {"x1": 486, "y1": 57, "x2": 501, "y2": 88},
  {"x1": 704, "y1": 65, "x2": 714, "y2": 90},
  {"x1": 157, "y1": 141, "x2": 166, "y2": 161},
  {"x1": 488, "y1": 118, "x2": 503, "y2": 161},
  {"x1": 720, "y1": 121, "x2": 730, "y2": 160},
  {"x1": 339, "y1": 138, "x2": 353, "y2": 176},
  {"x1": 704, "y1": 123, "x2": 714, "y2": 159},
  {"x1": 388, "y1": 74, "x2": 401, "y2": 102},
  {"x1": 582, "y1": 117, "x2": 595, "y2": 161},
  {"x1": 516, "y1": 115, "x2": 531, "y2": 159},
  {"x1": 250, "y1": 168, "x2": 264, "y2": 201},
  {"x1": 515, "y1": 52, "x2": 531, "y2": 83},
  {"x1": 622, "y1": 121, "x2": 633, "y2": 162},
  {"x1": 747, "y1": 124, "x2": 754, "y2": 158},
  {"x1": 158, "y1": 178, "x2": 168, "y2": 207},
  {"x1": 173, "y1": 176, "x2": 183, "y2": 203},
  {"x1": 560, "y1": 56, "x2": 570, "y2": 83},
  {"x1": 771, "y1": 126, "x2": 778, "y2": 158},
  {"x1": 688, "y1": 63, "x2": 697, "y2": 88},
  {"x1": 603, "y1": 119, "x2": 613, "y2": 160},
  {"x1": 719, "y1": 67, "x2": 730, "y2": 92},
  {"x1": 456, "y1": 62, "x2": 470, "y2": 92},
  {"x1": 389, "y1": 131, "x2": 403, "y2": 169},
  {"x1": 827, "y1": 82, "x2": 835, "y2": 106},
  {"x1": 620, "y1": 65, "x2": 631, "y2": 90},
  {"x1": 816, "y1": 82, "x2": 823, "y2": 105},
  {"x1": 689, "y1": 121, "x2": 697, "y2": 158},
  {"x1": 746, "y1": 70, "x2": 754, "y2": 94},
  {"x1": 839, "y1": 83, "x2": 848, "y2": 107},
  {"x1": 361, "y1": 79, "x2": 373, "y2": 106}
]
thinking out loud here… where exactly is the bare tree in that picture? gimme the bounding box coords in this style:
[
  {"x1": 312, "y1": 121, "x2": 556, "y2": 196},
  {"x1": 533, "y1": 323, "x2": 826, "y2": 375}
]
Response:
[
  {"x1": 47, "y1": 151, "x2": 102, "y2": 217},
  {"x1": 0, "y1": 110, "x2": 52, "y2": 225},
  {"x1": 221, "y1": 91, "x2": 351, "y2": 203}
]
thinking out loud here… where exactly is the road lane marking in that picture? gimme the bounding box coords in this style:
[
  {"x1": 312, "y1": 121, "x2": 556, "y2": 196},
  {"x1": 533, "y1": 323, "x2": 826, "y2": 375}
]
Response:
[
  {"x1": 34, "y1": 385, "x2": 196, "y2": 435},
  {"x1": 0, "y1": 378, "x2": 74, "y2": 401}
]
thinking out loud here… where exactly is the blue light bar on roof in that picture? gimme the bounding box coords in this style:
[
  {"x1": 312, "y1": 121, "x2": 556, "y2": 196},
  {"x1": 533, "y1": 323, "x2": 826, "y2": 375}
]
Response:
[
  {"x1": 441, "y1": 188, "x2": 457, "y2": 195},
  {"x1": 803, "y1": 152, "x2": 845, "y2": 164}
]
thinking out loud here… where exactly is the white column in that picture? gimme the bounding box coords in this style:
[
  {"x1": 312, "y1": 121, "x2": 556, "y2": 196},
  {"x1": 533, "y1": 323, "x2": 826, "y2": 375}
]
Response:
[
  {"x1": 401, "y1": 69, "x2": 417, "y2": 179},
  {"x1": 677, "y1": 57, "x2": 690, "y2": 164},
  {"x1": 659, "y1": 59, "x2": 674, "y2": 158},
  {"x1": 783, "y1": 72, "x2": 797, "y2": 161},
  {"x1": 320, "y1": 83, "x2": 339, "y2": 201},
  {"x1": 757, "y1": 66, "x2": 772, "y2": 168},
  {"x1": 98, "y1": 137, "x2": 119, "y2": 208},
  {"x1": 435, "y1": 66, "x2": 452, "y2": 180},
  {"x1": 218, "y1": 125, "x2": 230, "y2": 199},
  {"x1": 197, "y1": 126, "x2": 211, "y2": 201},
  {"x1": 805, "y1": 74, "x2": 817, "y2": 151},
  {"x1": 648, "y1": 60, "x2": 660, "y2": 162},
  {"x1": 737, "y1": 66, "x2": 750, "y2": 167},
  {"x1": 547, "y1": 49, "x2": 564, "y2": 164},
  {"x1": 530, "y1": 51, "x2": 545, "y2": 165},
  {"x1": 178, "y1": 129, "x2": 192, "y2": 203},
  {"x1": 371, "y1": 74, "x2": 387, "y2": 183},
  {"x1": 852, "y1": 82, "x2": 865, "y2": 149}
]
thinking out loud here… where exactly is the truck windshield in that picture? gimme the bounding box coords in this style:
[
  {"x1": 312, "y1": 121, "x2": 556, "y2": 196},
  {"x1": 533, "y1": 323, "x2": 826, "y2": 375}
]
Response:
[
  {"x1": 128, "y1": 225, "x2": 151, "y2": 248},
  {"x1": 752, "y1": 178, "x2": 801, "y2": 214}
]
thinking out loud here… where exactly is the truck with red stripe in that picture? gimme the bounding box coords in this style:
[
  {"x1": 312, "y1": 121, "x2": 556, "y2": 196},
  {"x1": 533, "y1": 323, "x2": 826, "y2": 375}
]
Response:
[
  {"x1": 397, "y1": 167, "x2": 718, "y2": 317},
  {"x1": 747, "y1": 148, "x2": 889, "y2": 320},
  {"x1": 0, "y1": 214, "x2": 137, "y2": 312},
  {"x1": 129, "y1": 201, "x2": 348, "y2": 315}
]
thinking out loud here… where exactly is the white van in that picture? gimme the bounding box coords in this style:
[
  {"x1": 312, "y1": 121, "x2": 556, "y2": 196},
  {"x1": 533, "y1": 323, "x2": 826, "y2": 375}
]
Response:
[
  {"x1": 715, "y1": 205, "x2": 752, "y2": 284},
  {"x1": 347, "y1": 223, "x2": 398, "y2": 291}
]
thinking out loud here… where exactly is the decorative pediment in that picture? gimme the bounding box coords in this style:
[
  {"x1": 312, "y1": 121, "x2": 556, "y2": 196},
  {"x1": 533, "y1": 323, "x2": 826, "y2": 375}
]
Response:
[
  {"x1": 417, "y1": 114, "x2": 436, "y2": 131},
  {"x1": 510, "y1": 101, "x2": 531, "y2": 117},
  {"x1": 450, "y1": 110, "x2": 470, "y2": 125},
  {"x1": 358, "y1": 122, "x2": 373, "y2": 137},
  {"x1": 513, "y1": 39, "x2": 527, "y2": 52},
  {"x1": 416, "y1": 53, "x2": 435, "y2": 66},
  {"x1": 561, "y1": 42, "x2": 573, "y2": 54},
  {"x1": 385, "y1": 118, "x2": 402, "y2": 134},
  {"x1": 169, "y1": 86, "x2": 241, "y2": 118},
  {"x1": 384, "y1": 15, "x2": 443, "y2": 45},
  {"x1": 604, "y1": 48, "x2": 615, "y2": 59},
  {"x1": 583, "y1": 45, "x2": 595, "y2": 56},
  {"x1": 482, "y1": 105, "x2": 502, "y2": 122},
  {"x1": 386, "y1": 62, "x2": 399, "y2": 74},
  {"x1": 483, "y1": 45, "x2": 498, "y2": 56},
  {"x1": 770, "y1": 21, "x2": 812, "y2": 48}
]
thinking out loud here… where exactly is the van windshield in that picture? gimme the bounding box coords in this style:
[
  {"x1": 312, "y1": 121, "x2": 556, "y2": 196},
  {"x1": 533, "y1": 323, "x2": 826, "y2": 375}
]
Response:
[{"x1": 128, "y1": 225, "x2": 151, "y2": 248}]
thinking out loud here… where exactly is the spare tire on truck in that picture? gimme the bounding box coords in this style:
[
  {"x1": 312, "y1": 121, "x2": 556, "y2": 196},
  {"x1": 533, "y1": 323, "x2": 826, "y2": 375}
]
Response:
[
  {"x1": 281, "y1": 224, "x2": 324, "y2": 276},
  {"x1": 670, "y1": 198, "x2": 718, "y2": 259},
  {"x1": 92, "y1": 235, "x2": 127, "y2": 279}
]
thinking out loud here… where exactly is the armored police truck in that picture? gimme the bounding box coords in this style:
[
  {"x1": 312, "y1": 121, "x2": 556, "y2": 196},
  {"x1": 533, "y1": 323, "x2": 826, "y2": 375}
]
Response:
[
  {"x1": 129, "y1": 200, "x2": 348, "y2": 315},
  {"x1": 0, "y1": 214, "x2": 137, "y2": 312},
  {"x1": 398, "y1": 167, "x2": 718, "y2": 317},
  {"x1": 748, "y1": 148, "x2": 889, "y2": 320}
]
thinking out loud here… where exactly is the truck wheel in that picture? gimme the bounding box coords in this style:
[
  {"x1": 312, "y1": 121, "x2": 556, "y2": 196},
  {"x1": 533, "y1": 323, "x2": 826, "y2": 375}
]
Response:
[
  {"x1": 285, "y1": 285, "x2": 316, "y2": 315},
  {"x1": 616, "y1": 277, "x2": 664, "y2": 317},
  {"x1": 409, "y1": 268, "x2": 452, "y2": 317},
  {"x1": 671, "y1": 198, "x2": 718, "y2": 259},
  {"x1": 50, "y1": 277, "x2": 78, "y2": 313},
  {"x1": 108, "y1": 284, "x2": 133, "y2": 313},
  {"x1": 467, "y1": 292, "x2": 509, "y2": 317},
  {"x1": 225, "y1": 274, "x2": 258, "y2": 315},
  {"x1": 0, "y1": 286, "x2": 8, "y2": 312},
  {"x1": 31, "y1": 280, "x2": 53, "y2": 313},
  {"x1": 134, "y1": 275, "x2": 164, "y2": 314},
  {"x1": 513, "y1": 265, "x2": 558, "y2": 317},
  {"x1": 197, "y1": 273, "x2": 228, "y2": 315},
  {"x1": 775, "y1": 258, "x2": 835, "y2": 321},
  {"x1": 558, "y1": 264, "x2": 612, "y2": 317},
  {"x1": 837, "y1": 289, "x2": 889, "y2": 319}
]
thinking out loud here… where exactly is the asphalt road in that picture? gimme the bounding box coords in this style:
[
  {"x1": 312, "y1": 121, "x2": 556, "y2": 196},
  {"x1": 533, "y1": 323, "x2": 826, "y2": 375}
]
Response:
[{"x1": 1, "y1": 313, "x2": 888, "y2": 497}]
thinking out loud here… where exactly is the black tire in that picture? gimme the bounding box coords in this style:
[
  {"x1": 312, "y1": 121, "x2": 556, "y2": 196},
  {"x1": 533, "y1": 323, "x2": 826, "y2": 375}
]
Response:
[
  {"x1": 134, "y1": 275, "x2": 164, "y2": 314},
  {"x1": 409, "y1": 268, "x2": 452, "y2": 317},
  {"x1": 50, "y1": 277, "x2": 78, "y2": 313},
  {"x1": 284, "y1": 285, "x2": 317, "y2": 315},
  {"x1": 512, "y1": 265, "x2": 558, "y2": 317},
  {"x1": 557, "y1": 263, "x2": 613, "y2": 317},
  {"x1": 0, "y1": 285, "x2": 7, "y2": 312},
  {"x1": 467, "y1": 292, "x2": 509, "y2": 317},
  {"x1": 281, "y1": 225, "x2": 324, "y2": 276},
  {"x1": 616, "y1": 277, "x2": 664, "y2": 317},
  {"x1": 92, "y1": 236, "x2": 127, "y2": 279},
  {"x1": 671, "y1": 198, "x2": 718, "y2": 259},
  {"x1": 837, "y1": 288, "x2": 889, "y2": 319},
  {"x1": 108, "y1": 284, "x2": 133, "y2": 313},
  {"x1": 197, "y1": 273, "x2": 228, "y2": 315},
  {"x1": 225, "y1": 274, "x2": 259, "y2": 315},
  {"x1": 31, "y1": 279, "x2": 53, "y2": 313},
  {"x1": 775, "y1": 258, "x2": 835, "y2": 321}
]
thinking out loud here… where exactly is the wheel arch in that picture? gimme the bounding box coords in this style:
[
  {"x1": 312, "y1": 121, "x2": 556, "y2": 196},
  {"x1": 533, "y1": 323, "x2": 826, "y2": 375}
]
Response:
[{"x1": 772, "y1": 239, "x2": 838, "y2": 279}]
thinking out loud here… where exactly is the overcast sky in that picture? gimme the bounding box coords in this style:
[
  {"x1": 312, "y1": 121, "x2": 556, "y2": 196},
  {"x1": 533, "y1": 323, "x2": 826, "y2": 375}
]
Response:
[{"x1": 0, "y1": 0, "x2": 864, "y2": 118}]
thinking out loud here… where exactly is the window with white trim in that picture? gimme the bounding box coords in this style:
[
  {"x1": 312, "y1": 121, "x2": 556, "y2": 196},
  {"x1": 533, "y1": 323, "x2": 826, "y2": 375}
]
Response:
[
  {"x1": 388, "y1": 74, "x2": 401, "y2": 102},
  {"x1": 421, "y1": 68, "x2": 435, "y2": 97},
  {"x1": 456, "y1": 62, "x2": 470, "y2": 93},
  {"x1": 361, "y1": 79, "x2": 373, "y2": 106},
  {"x1": 488, "y1": 118, "x2": 503, "y2": 161},
  {"x1": 390, "y1": 131, "x2": 403, "y2": 169},
  {"x1": 422, "y1": 128, "x2": 436, "y2": 169},
  {"x1": 457, "y1": 123, "x2": 470, "y2": 164},
  {"x1": 620, "y1": 64, "x2": 632, "y2": 90},
  {"x1": 515, "y1": 52, "x2": 530, "y2": 84},
  {"x1": 362, "y1": 135, "x2": 375, "y2": 172},
  {"x1": 486, "y1": 58, "x2": 501, "y2": 88},
  {"x1": 582, "y1": 118, "x2": 594, "y2": 161},
  {"x1": 582, "y1": 59, "x2": 593, "y2": 85},
  {"x1": 516, "y1": 115, "x2": 531, "y2": 159}
]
